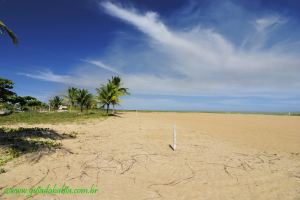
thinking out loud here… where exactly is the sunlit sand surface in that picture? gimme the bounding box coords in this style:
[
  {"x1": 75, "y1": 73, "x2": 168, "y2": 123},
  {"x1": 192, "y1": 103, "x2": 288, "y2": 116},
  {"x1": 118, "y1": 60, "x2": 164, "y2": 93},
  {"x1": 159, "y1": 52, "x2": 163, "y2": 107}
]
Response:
[{"x1": 1, "y1": 112, "x2": 300, "y2": 200}]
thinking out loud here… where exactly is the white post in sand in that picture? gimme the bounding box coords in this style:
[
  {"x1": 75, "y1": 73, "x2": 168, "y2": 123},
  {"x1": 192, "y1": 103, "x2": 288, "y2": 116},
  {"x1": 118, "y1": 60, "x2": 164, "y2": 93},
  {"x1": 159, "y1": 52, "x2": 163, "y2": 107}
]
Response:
[
  {"x1": 173, "y1": 124, "x2": 176, "y2": 151},
  {"x1": 289, "y1": 112, "x2": 291, "y2": 116}
]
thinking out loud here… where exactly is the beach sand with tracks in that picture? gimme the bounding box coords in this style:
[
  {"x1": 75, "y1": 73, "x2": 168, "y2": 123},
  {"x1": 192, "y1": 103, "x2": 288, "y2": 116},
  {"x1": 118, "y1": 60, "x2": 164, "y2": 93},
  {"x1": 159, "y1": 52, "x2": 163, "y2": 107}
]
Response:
[{"x1": 1, "y1": 112, "x2": 300, "y2": 200}]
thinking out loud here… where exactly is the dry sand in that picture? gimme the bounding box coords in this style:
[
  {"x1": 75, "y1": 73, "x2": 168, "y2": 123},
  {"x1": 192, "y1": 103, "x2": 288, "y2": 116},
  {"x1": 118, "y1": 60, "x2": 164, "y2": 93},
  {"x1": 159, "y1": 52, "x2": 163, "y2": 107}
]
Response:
[{"x1": 1, "y1": 112, "x2": 300, "y2": 200}]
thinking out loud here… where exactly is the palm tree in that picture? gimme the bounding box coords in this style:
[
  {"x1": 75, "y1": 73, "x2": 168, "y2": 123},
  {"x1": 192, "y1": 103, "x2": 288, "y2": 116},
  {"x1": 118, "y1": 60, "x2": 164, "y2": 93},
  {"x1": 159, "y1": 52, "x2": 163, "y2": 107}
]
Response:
[
  {"x1": 96, "y1": 82, "x2": 116, "y2": 115},
  {"x1": 49, "y1": 96, "x2": 63, "y2": 110},
  {"x1": 0, "y1": 20, "x2": 18, "y2": 44},
  {"x1": 109, "y1": 76, "x2": 129, "y2": 114},
  {"x1": 86, "y1": 96, "x2": 97, "y2": 110},
  {"x1": 65, "y1": 87, "x2": 78, "y2": 111},
  {"x1": 76, "y1": 89, "x2": 92, "y2": 112}
]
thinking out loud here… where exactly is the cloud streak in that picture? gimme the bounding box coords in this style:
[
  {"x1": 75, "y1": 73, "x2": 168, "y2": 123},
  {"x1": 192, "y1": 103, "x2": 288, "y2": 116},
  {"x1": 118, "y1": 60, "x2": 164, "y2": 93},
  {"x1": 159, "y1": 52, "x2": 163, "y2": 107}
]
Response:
[
  {"x1": 99, "y1": 1, "x2": 300, "y2": 96},
  {"x1": 83, "y1": 59, "x2": 120, "y2": 74},
  {"x1": 21, "y1": 1, "x2": 300, "y2": 100},
  {"x1": 19, "y1": 70, "x2": 73, "y2": 84}
]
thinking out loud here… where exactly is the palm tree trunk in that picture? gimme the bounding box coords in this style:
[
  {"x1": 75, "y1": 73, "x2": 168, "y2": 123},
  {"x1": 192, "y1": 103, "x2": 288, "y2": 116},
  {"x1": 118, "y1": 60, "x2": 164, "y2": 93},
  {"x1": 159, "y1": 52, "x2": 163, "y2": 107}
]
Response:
[
  {"x1": 106, "y1": 104, "x2": 109, "y2": 115},
  {"x1": 80, "y1": 105, "x2": 83, "y2": 112}
]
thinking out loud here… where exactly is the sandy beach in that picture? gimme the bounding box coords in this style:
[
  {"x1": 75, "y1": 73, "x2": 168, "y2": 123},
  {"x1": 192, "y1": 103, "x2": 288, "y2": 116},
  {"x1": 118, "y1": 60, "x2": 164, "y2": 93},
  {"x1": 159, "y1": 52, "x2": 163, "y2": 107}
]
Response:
[{"x1": 1, "y1": 112, "x2": 300, "y2": 200}]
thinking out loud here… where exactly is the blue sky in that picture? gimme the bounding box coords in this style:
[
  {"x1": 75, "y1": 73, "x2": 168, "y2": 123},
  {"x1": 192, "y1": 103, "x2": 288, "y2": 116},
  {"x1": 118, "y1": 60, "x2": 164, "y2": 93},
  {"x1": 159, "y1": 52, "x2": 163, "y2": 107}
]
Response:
[{"x1": 1, "y1": 0, "x2": 300, "y2": 112}]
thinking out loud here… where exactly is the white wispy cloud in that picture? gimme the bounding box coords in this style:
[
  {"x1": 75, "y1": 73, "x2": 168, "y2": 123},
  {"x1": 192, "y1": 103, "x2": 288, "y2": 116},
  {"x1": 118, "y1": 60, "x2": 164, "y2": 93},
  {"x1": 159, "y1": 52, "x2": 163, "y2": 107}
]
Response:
[
  {"x1": 83, "y1": 59, "x2": 120, "y2": 74},
  {"x1": 19, "y1": 69, "x2": 105, "y2": 88},
  {"x1": 101, "y1": 1, "x2": 222, "y2": 66},
  {"x1": 241, "y1": 15, "x2": 287, "y2": 49},
  {"x1": 255, "y1": 15, "x2": 286, "y2": 32},
  {"x1": 19, "y1": 70, "x2": 73, "y2": 84},
  {"x1": 21, "y1": 1, "x2": 300, "y2": 99},
  {"x1": 98, "y1": 1, "x2": 300, "y2": 96}
]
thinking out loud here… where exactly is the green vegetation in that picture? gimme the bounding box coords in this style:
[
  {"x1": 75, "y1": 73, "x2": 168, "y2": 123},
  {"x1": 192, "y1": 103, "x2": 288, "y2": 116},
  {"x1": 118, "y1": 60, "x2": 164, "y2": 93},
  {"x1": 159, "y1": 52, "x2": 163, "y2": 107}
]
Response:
[
  {"x1": 0, "y1": 77, "x2": 46, "y2": 113},
  {"x1": 96, "y1": 81, "x2": 116, "y2": 114},
  {"x1": 109, "y1": 76, "x2": 130, "y2": 114},
  {"x1": 65, "y1": 87, "x2": 79, "y2": 111},
  {"x1": 0, "y1": 127, "x2": 76, "y2": 172},
  {"x1": 48, "y1": 76, "x2": 129, "y2": 114},
  {"x1": 76, "y1": 89, "x2": 93, "y2": 112},
  {"x1": 0, "y1": 78, "x2": 15, "y2": 104},
  {"x1": 0, "y1": 76, "x2": 129, "y2": 121},
  {"x1": 0, "y1": 20, "x2": 18, "y2": 44},
  {"x1": 0, "y1": 77, "x2": 16, "y2": 113},
  {"x1": 12, "y1": 96, "x2": 47, "y2": 111},
  {"x1": 1, "y1": 76, "x2": 129, "y2": 116},
  {"x1": 49, "y1": 96, "x2": 63, "y2": 110},
  {"x1": 0, "y1": 111, "x2": 106, "y2": 125},
  {"x1": 96, "y1": 76, "x2": 129, "y2": 114},
  {"x1": 61, "y1": 87, "x2": 95, "y2": 112}
]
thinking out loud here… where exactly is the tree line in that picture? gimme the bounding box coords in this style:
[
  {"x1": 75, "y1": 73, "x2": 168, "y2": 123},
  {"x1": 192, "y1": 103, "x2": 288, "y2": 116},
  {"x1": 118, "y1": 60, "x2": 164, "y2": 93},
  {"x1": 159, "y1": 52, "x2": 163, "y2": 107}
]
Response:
[
  {"x1": 0, "y1": 78, "x2": 47, "y2": 112},
  {"x1": 50, "y1": 76, "x2": 129, "y2": 114},
  {"x1": 0, "y1": 76, "x2": 129, "y2": 115}
]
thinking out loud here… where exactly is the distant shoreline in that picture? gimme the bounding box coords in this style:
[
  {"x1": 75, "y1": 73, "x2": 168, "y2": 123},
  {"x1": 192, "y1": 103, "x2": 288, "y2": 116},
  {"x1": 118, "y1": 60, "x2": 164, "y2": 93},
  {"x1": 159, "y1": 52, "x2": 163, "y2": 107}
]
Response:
[{"x1": 120, "y1": 110, "x2": 300, "y2": 116}]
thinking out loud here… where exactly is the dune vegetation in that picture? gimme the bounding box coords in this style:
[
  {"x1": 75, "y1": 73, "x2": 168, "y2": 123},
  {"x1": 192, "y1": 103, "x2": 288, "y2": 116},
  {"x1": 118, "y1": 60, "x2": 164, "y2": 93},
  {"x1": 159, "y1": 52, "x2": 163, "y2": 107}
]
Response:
[{"x1": 0, "y1": 75, "x2": 129, "y2": 125}]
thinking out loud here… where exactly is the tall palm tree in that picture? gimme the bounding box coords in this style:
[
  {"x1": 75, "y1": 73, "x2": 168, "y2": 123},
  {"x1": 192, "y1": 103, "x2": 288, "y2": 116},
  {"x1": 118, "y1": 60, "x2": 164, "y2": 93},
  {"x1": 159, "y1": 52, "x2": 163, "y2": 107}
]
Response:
[
  {"x1": 0, "y1": 20, "x2": 18, "y2": 44},
  {"x1": 96, "y1": 82, "x2": 116, "y2": 115},
  {"x1": 49, "y1": 96, "x2": 63, "y2": 110},
  {"x1": 109, "y1": 76, "x2": 129, "y2": 114},
  {"x1": 65, "y1": 87, "x2": 78, "y2": 111},
  {"x1": 76, "y1": 89, "x2": 92, "y2": 112}
]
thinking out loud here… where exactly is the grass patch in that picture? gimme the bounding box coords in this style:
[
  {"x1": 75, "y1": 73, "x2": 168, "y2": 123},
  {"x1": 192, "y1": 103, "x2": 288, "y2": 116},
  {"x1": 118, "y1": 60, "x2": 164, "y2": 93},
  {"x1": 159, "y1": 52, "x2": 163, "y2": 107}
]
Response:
[
  {"x1": 0, "y1": 127, "x2": 76, "y2": 172},
  {"x1": 0, "y1": 111, "x2": 107, "y2": 125}
]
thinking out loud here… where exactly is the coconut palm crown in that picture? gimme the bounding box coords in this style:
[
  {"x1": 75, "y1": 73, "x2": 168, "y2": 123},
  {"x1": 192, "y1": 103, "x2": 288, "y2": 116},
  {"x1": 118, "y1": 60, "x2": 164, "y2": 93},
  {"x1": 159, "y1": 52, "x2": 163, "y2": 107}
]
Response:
[
  {"x1": 65, "y1": 87, "x2": 78, "y2": 110},
  {"x1": 76, "y1": 89, "x2": 93, "y2": 112}
]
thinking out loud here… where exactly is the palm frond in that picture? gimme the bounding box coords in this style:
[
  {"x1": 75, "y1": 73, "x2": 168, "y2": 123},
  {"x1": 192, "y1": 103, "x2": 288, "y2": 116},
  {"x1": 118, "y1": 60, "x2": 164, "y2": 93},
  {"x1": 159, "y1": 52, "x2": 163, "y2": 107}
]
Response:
[{"x1": 0, "y1": 20, "x2": 18, "y2": 44}]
